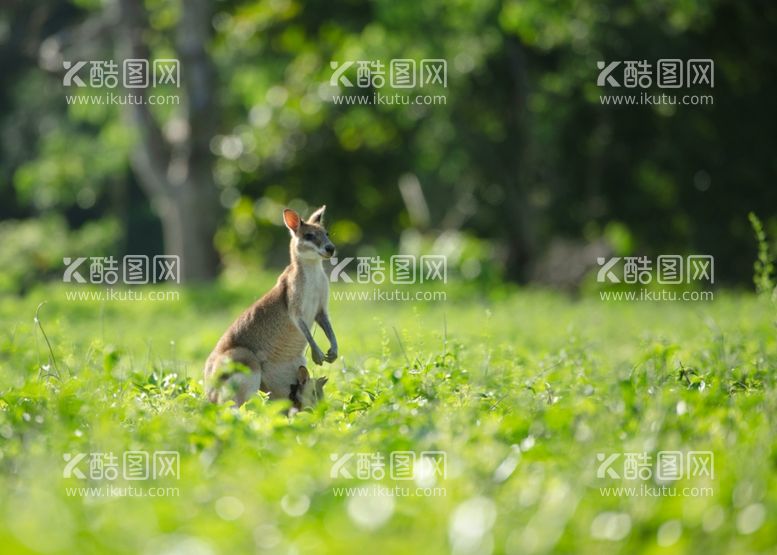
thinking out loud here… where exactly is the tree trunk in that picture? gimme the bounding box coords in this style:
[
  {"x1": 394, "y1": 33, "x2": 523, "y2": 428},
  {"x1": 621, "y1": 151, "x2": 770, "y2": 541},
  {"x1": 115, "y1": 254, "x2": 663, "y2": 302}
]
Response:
[
  {"x1": 503, "y1": 36, "x2": 536, "y2": 282},
  {"x1": 157, "y1": 181, "x2": 221, "y2": 282},
  {"x1": 118, "y1": 0, "x2": 221, "y2": 282}
]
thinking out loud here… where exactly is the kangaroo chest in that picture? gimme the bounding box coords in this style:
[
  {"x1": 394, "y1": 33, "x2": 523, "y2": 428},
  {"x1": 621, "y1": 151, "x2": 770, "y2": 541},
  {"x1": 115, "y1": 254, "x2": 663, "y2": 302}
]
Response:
[{"x1": 293, "y1": 264, "x2": 328, "y2": 327}]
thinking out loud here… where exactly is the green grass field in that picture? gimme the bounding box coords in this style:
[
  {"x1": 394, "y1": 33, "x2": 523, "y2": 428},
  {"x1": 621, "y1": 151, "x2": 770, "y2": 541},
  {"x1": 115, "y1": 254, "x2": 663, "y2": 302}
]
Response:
[{"x1": 0, "y1": 279, "x2": 775, "y2": 554}]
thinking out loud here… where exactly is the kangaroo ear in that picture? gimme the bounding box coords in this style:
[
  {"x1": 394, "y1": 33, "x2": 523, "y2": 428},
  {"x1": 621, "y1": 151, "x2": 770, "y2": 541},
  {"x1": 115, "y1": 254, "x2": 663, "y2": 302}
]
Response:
[
  {"x1": 297, "y1": 366, "x2": 310, "y2": 384},
  {"x1": 317, "y1": 376, "x2": 328, "y2": 386},
  {"x1": 308, "y1": 205, "x2": 326, "y2": 225},
  {"x1": 283, "y1": 209, "x2": 301, "y2": 233}
]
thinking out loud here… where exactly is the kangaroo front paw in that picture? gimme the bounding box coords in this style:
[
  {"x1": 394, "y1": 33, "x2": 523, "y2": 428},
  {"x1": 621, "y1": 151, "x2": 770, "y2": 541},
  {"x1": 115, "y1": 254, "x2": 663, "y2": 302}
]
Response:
[
  {"x1": 311, "y1": 347, "x2": 325, "y2": 365},
  {"x1": 324, "y1": 347, "x2": 338, "y2": 363}
]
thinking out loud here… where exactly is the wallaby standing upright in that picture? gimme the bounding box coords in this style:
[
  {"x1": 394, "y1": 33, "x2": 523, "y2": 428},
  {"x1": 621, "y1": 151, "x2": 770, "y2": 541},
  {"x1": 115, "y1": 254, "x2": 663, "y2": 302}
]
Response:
[{"x1": 204, "y1": 205, "x2": 337, "y2": 407}]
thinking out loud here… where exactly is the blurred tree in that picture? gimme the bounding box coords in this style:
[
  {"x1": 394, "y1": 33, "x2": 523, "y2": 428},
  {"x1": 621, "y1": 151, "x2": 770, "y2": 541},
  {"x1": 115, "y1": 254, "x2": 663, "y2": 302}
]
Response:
[
  {"x1": 1, "y1": 0, "x2": 775, "y2": 287},
  {"x1": 7, "y1": 0, "x2": 225, "y2": 281},
  {"x1": 115, "y1": 0, "x2": 221, "y2": 281}
]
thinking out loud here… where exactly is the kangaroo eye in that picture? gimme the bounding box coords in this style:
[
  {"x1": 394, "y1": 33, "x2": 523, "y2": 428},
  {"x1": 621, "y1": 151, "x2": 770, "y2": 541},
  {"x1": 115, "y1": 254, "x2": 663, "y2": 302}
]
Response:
[{"x1": 304, "y1": 233, "x2": 315, "y2": 241}]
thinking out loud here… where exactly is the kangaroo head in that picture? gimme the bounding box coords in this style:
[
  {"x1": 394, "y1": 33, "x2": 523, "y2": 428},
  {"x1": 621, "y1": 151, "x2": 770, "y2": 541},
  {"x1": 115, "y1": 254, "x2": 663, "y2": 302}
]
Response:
[
  {"x1": 292, "y1": 366, "x2": 328, "y2": 409},
  {"x1": 283, "y1": 206, "x2": 336, "y2": 261}
]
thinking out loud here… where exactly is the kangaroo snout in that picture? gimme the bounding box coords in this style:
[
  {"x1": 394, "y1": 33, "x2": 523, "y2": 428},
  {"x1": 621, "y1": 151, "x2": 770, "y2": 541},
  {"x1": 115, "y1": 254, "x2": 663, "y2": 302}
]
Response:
[{"x1": 325, "y1": 244, "x2": 335, "y2": 256}]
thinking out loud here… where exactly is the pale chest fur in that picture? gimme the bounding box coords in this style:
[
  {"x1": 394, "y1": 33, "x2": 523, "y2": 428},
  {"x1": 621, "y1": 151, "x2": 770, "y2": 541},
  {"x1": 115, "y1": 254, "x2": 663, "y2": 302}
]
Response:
[{"x1": 290, "y1": 262, "x2": 329, "y2": 327}]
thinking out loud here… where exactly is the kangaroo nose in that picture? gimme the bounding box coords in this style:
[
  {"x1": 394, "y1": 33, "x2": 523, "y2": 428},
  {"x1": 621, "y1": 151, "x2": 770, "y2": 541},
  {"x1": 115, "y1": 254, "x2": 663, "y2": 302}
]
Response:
[{"x1": 325, "y1": 244, "x2": 335, "y2": 255}]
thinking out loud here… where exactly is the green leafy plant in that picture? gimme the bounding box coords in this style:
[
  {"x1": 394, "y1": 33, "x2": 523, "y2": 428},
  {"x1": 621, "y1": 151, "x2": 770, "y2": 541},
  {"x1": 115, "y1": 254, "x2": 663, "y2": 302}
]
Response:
[
  {"x1": 749, "y1": 212, "x2": 775, "y2": 298},
  {"x1": 0, "y1": 279, "x2": 775, "y2": 553}
]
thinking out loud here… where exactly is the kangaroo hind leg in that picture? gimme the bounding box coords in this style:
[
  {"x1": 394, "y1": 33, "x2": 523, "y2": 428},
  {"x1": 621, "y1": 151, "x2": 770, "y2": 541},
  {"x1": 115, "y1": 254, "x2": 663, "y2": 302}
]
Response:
[{"x1": 206, "y1": 347, "x2": 263, "y2": 406}]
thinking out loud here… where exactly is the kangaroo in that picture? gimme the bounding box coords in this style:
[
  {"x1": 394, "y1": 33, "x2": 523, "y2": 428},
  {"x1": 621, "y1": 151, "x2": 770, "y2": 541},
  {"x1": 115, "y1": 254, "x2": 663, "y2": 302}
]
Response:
[
  {"x1": 204, "y1": 205, "x2": 337, "y2": 407},
  {"x1": 289, "y1": 366, "x2": 328, "y2": 412}
]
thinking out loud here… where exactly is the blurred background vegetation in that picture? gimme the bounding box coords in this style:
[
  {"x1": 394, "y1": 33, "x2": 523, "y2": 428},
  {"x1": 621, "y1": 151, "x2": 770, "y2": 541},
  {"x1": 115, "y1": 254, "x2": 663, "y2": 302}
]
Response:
[{"x1": 0, "y1": 0, "x2": 775, "y2": 291}]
